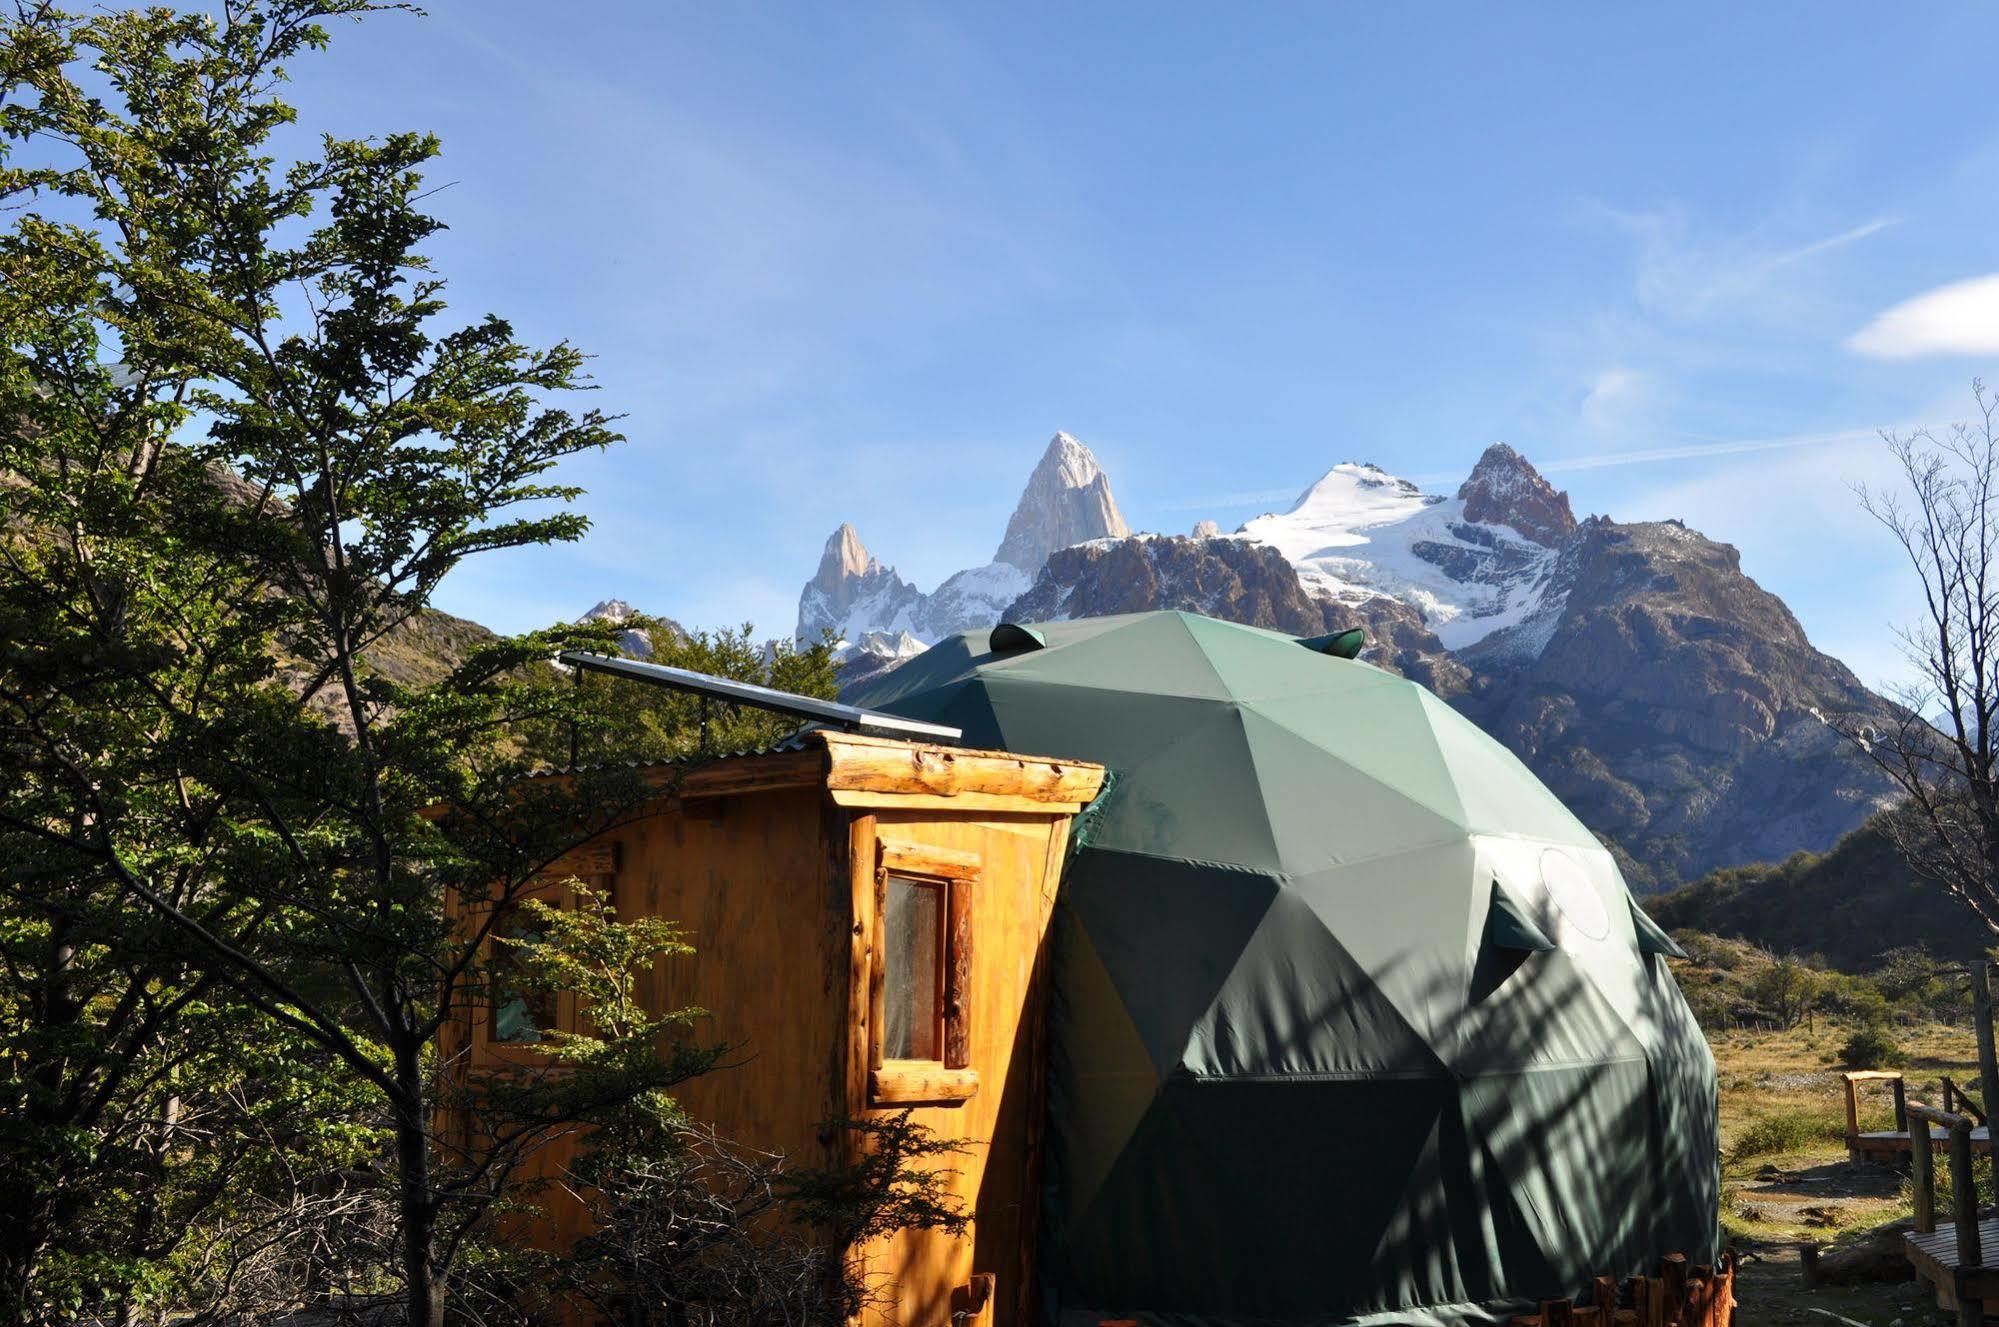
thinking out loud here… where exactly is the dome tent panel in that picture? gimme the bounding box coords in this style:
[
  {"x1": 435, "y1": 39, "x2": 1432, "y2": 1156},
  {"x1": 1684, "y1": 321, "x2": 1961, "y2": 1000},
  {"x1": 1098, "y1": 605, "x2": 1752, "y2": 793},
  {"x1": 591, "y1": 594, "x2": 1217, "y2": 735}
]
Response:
[
  {"x1": 1414, "y1": 688, "x2": 1603, "y2": 847},
  {"x1": 1063, "y1": 849, "x2": 1281, "y2": 1078},
  {"x1": 1044, "y1": 902, "x2": 1163, "y2": 1232},
  {"x1": 1477, "y1": 836, "x2": 1660, "y2": 1037},
  {"x1": 849, "y1": 611, "x2": 1719, "y2": 1327},
  {"x1": 1241, "y1": 685, "x2": 1473, "y2": 833},
  {"x1": 1044, "y1": 698, "x2": 1288, "y2": 869},
  {"x1": 1179, "y1": 886, "x2": 1449, "y2": 1081},
  {"x1": 1236, "y1": 703, "x2": 1473, "y2": 875},
  {"x1": 1281, "y1": 839, "x2": 1487, "y2": 1045},
  {"x1": 998, "y1": 611, "x2": 1242, "y2": 699},
  {"x1": 1052, "y1": 1076, "x2": 1458, "y2": 1323},
  {"x1": 1176, "y1": 611, "x2": 1417, "y2": 703}
]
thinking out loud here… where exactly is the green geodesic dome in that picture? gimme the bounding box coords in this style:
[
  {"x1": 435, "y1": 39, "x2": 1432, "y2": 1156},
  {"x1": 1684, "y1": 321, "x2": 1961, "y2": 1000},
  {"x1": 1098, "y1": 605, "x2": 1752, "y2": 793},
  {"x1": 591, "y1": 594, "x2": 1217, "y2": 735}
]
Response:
[{"x1": 849, "y1": 612, "x2": 1717, "y2": 1327}]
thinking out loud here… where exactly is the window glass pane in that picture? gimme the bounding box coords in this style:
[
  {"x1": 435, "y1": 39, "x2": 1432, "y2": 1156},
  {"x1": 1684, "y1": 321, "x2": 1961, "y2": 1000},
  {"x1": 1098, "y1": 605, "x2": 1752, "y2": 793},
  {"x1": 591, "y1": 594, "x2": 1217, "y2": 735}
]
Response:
[
  {"x1": 883, "y1": 875, "x2": 941, "y2": 1061},
  {"x1": 491, "y1": 917, "x2": 556, "y2": 1045}
]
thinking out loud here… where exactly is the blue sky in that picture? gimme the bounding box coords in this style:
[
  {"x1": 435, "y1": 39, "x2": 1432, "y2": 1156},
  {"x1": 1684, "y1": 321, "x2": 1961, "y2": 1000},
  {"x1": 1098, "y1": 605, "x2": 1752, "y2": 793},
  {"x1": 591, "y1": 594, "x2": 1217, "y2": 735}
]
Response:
[{"x1": 283, "y1": 3, "x2": 1999, "y2": 690}]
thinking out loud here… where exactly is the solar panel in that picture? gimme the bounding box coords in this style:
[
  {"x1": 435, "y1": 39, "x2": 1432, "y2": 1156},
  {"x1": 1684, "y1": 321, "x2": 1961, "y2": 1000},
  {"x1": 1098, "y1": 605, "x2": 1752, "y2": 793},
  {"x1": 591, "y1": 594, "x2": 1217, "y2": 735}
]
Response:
[{"x1": 556, "y1": 651, "x2": 962, "y2": 743}]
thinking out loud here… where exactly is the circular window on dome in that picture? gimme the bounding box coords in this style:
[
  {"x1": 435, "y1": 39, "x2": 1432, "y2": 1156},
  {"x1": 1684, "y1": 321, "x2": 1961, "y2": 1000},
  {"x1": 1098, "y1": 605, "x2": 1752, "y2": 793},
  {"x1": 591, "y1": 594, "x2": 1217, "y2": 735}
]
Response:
[{"x1": 1539, "y1": 848, "x2": 1611, "y2": 941}]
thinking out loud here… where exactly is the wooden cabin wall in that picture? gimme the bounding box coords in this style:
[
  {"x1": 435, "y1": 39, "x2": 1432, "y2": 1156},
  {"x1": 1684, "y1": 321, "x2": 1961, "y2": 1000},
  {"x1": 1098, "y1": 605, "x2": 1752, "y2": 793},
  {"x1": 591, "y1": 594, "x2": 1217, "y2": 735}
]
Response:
[
  {"x1": 855, "y1": 809, "x2": 1074, "y2": 1327},
  {"x1": 490, "y1": 785, "x2": 850, "y2": 1248},
  {"x1": 624, "y1": 786, "x2": 850, "y2": 1162}
]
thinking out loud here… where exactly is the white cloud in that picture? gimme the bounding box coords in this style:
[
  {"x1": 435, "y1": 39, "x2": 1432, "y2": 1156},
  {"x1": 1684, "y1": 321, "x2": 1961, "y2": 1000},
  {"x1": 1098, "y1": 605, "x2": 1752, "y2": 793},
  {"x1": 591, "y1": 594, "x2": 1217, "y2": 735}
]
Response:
[
  {"x1": 1847, "y1": 273, "x2": 1999, "y2": 360},
  {"x1": 1579, "y1": 367, "x2": 1648, "y2": 433}
]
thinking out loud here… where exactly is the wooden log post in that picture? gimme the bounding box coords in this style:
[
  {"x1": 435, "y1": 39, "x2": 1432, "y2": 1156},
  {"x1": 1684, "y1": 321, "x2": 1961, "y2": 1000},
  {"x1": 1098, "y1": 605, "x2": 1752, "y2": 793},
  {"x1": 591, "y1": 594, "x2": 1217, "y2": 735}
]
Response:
[
  {"x1": 1912, "y1": 1109, "x2": 1938, "y2": 1233},
  {"x1": 1842, "y1": 1075, "x2": 1862, "y2": 1164},
  {"x1": 1799, "y1": 1243, "x2": 1822, "y2": 1289},
  {"x1": 1662, "y1": 1254, "x2": 1688, "y2": 1327},
  {"x1": 1975, "y1": 963, "x2": 1999, "y2": 1139},
  {"x1": 1949, "y1": 1120, "x2": 1981, "y2": 1263},
  {"x1": 1542, "y1": 1299, "x2": 1575, "y2": 1327},
  {"x1": 943, "y1": 879, "x2": 974, "y2": 1069},
  {"x1": 1593, "y1": 1276, "x2": 1619, "y2": 1322},
  {"x1": 1685, "y1": 1266, "x2": 1714, "y2": 1327},
  {"x1": 1894, "y1": 1075, "x2": 1909, "y2": 1134}
]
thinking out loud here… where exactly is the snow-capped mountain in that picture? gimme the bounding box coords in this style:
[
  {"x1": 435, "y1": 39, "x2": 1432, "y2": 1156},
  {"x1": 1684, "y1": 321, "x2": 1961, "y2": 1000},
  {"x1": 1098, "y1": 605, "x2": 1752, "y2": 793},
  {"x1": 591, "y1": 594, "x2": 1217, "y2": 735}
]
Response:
[
  {"x1": 1237, "y1": 448, "x2": 1569, "y2": 652},
  {"x1": 795, "y1": 432, "x2": 1126, "y2": 655},
  {"x1": 578, "y1": 598, "x2": 684, "y2": 659},
  {"x1": 787, "y1": 432, "x2": 1899, "y2": 889}
]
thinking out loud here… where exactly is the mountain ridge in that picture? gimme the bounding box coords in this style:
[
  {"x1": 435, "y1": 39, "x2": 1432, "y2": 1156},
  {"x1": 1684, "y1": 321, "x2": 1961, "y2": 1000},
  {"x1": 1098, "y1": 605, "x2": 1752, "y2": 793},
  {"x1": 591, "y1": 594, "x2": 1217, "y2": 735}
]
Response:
[{"x1": 790, "y1": 433, "x2": 1899, "y2": 887}]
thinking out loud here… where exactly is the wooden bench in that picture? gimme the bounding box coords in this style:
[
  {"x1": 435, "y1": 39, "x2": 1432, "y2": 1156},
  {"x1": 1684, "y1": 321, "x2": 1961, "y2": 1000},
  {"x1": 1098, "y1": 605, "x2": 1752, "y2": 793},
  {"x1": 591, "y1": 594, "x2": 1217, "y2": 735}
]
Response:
[
  {"x1": 1904, "y1": 1101, "x2": 1996, "y2": 1327},
  {"x1": 1845, "y1": 1070, "x2": 1994, "y2": 1163}
]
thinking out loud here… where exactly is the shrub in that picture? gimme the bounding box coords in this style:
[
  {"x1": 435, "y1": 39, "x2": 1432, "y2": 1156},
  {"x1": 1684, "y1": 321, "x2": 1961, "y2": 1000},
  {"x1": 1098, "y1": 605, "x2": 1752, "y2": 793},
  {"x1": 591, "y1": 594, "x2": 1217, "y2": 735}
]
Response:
[
  {"x1": 1838, "y1": 1021, "x2": 1907, "y2": 1070},
  {"x1": 1732, "y1": 1109, "x2": 1845, "y2": 1158}
]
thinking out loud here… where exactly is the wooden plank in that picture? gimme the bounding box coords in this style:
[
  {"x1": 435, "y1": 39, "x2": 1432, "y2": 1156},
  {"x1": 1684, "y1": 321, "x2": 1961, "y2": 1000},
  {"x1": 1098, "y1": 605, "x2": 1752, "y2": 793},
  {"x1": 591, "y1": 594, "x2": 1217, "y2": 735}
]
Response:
[
  {"x1": 944, "y1": 878, "x2": 975, "y2": 1069},
  {"x1": 881, "y1": 838, "x2": 984, "y2": 881},
  {"x1": 829, "y1": 787, "x2": 1087, "y2": 814},
  {"x1": 845, "y1": 814, "x2": 878, "y2": 1125},
  {"x1": 1949, "y1": 1125, "x2": 1981, "y2": 1266},
  {"x1": 869, "y1": 1062, "x2": 980, "y2": 1105},
  {"x1": 823, "y1": 734, "x2": 1105, "y2": 805},
  {"x1": 537, "y1": 840, "x2": 619, "y2": 879},
  {"x1": 1627, "y1": 1277, "x2": 1654, "y2": 1327},
  {"x1": 1843, "y1": 1074, "x2": 1862, "y2": 1155},
  {"x1": 673, "y1": 749, "x2": 827, "y2": 799}
]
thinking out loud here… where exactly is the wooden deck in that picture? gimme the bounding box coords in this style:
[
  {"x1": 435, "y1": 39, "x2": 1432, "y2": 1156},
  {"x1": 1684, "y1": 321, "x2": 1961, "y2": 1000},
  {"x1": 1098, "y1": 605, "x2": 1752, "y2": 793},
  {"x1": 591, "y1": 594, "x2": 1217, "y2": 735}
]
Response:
[
  {"x1": 1906, "y1": 1218, "x2": 1999, "y2": 1313},
  {"x1": 1855, "y1": 1125, "x2": 1994, "y2": 1161}
]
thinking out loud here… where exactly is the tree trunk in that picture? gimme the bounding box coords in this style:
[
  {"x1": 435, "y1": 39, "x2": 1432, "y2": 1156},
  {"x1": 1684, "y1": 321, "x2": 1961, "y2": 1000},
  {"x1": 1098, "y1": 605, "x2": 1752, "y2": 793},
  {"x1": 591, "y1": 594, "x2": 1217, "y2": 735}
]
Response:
[{"x1": 392, "y1": 1048, "x2": 445, "y2": 1327}]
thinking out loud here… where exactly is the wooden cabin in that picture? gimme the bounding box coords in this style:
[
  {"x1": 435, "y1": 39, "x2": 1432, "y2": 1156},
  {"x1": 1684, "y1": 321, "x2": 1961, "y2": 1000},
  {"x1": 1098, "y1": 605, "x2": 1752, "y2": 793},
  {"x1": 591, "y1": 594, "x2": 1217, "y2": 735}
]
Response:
[{"x1": 439, "y1": 728, "x2": 1106, "y2": 1327}]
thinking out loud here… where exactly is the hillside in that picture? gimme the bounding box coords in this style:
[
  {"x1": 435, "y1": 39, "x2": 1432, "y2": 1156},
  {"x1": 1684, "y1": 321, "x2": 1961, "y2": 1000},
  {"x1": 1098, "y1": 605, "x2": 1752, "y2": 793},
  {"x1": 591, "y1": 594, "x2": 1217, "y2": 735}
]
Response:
[{"x1": 1648, "y1": 812, "x2": 1984, "y2": 968}]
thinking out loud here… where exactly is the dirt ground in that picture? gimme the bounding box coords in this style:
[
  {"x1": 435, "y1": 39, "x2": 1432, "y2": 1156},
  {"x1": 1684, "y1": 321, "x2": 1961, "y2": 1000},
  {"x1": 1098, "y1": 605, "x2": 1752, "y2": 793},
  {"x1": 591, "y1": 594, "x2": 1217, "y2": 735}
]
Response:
[{"x1": 1711, "y1": 1025, "x2": 1984, "y2": 1327}]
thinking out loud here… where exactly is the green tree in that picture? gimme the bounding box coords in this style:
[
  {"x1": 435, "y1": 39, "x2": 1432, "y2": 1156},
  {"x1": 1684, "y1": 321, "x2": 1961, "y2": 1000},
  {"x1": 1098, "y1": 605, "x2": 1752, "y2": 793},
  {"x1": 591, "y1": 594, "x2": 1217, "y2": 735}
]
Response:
[
  {"x1": 543, "y1": 618, "x2": 840, "y2": 767},
  {"x1": 0, "y1": 4, "x2": 717, "y2": 1323}
]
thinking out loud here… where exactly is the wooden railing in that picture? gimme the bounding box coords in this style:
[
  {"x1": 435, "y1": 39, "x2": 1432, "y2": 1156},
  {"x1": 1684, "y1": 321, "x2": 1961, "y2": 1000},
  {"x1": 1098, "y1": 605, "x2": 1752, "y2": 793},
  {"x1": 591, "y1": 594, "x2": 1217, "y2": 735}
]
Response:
[
  {"x1": 1908, "y1": 1103, "x2": 1980, "y2": 1248},
  {"x1": 1507, "y1": 1254, "x2": 1736, "y2": 1327}
]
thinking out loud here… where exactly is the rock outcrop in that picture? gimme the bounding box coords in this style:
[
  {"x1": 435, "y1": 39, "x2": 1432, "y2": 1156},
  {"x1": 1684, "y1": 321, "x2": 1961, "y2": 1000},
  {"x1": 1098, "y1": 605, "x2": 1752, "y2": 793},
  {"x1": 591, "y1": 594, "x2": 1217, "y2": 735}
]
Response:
[
  {"x1": 1008, "y1": 535, "x2": 1470, "y2": 695},
  {"x1": 1456, "y1": 442, "x2": 1578, "y2": 548},
  {"x1": 992, "y1": 432, "x2": 1130, "y2": 572},
  {"x1": 1457, "y1": 518, "x2": 1898, "y2": 884}
]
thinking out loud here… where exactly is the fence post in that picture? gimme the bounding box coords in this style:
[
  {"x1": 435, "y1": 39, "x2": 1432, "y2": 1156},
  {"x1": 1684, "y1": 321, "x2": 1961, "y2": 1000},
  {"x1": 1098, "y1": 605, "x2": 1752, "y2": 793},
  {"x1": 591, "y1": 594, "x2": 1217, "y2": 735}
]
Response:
[
  {"x1": 1976, "y1": 963, "x2": 1999, "y2": 1134},
  {"x1": 1912, "y1": 1109, "x2": 1937, "y2": 1233}
]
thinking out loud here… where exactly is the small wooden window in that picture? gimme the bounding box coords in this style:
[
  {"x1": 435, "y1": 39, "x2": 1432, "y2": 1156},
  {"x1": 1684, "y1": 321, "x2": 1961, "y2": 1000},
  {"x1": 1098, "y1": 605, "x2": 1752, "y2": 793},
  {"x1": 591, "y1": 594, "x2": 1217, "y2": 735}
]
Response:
[
  {"x1": 490, "y1": 907, "x2": 561, "y2": 1045},
  {"x1": 469, "y1": 841, "x2": 618, "y2": 1069},
  {"x1": 869, "y1": 839, "x2": 980, "y2": 1106},
  {"x1": 883, "y1": 875, "x2": 944, "y2": 1061}
]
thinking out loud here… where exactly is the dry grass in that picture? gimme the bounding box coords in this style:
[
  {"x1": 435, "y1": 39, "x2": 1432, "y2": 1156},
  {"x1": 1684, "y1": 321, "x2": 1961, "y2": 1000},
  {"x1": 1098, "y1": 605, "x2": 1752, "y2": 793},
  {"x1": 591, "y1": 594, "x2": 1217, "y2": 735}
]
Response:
[{"x1": 1713, "y1": 1023, "x2": 1977, "y2": 1243}]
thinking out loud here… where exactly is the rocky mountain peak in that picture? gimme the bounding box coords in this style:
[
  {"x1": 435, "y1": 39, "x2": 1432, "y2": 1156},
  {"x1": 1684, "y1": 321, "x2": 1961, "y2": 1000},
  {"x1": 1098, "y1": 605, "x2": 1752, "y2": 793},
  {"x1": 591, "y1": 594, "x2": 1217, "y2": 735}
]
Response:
[
  {"x1": 814, "y1": 522, "x2": 881, "y2": 588},
  {"x1": 1456, "y1": 443, "x2": 1577, "y2": 548},
  {"x1": 576, "y1": 598, "x2": 686, "y2": 660},
  {"x1": 992, "y1": 432, "x2": 1131, "y2": 572}
]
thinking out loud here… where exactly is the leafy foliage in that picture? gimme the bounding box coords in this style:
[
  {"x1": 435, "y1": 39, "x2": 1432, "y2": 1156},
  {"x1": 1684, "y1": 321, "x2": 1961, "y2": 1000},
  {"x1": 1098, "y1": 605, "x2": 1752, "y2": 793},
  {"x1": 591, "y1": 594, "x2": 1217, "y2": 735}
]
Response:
[
  {"x1": 562, "y1": 1111, "x2": 968, "y2": 1327},
  {"x1": 527, "y1": 617, "x2": 839, "y2": 769},
  {"x1": 0, "y1": 3, "x2": 722, "y2": 1322}
]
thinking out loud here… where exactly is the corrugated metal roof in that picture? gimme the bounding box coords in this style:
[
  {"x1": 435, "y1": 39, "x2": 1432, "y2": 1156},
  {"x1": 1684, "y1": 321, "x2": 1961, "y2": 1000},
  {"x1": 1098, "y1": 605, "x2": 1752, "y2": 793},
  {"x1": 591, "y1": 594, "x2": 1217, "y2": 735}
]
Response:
[{"x1": 520, "y1": 728, "x2": 820, "y2": 780}]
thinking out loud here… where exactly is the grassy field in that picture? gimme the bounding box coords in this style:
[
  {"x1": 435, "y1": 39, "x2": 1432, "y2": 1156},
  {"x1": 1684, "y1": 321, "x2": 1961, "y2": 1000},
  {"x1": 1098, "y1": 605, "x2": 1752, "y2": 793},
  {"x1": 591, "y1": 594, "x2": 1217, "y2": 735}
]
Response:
[{"x1": 1711, "y1": 1023, "x2": 1985, "y2": 1327}]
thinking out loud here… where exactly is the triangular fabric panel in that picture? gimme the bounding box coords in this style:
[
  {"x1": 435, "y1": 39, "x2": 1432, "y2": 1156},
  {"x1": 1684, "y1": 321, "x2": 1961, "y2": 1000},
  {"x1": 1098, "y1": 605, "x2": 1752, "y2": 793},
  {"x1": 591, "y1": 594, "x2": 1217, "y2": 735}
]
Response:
[
  {"x1": 1063, "y1": 849, "x2": 1280, "y2": 1077},
  {"x1": 1043, "y1": 906, "x2": 1164, "y2": 1229},
  {"x1": 1180, "y1": 886, "x2": 1448, "y2": 1081}
]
